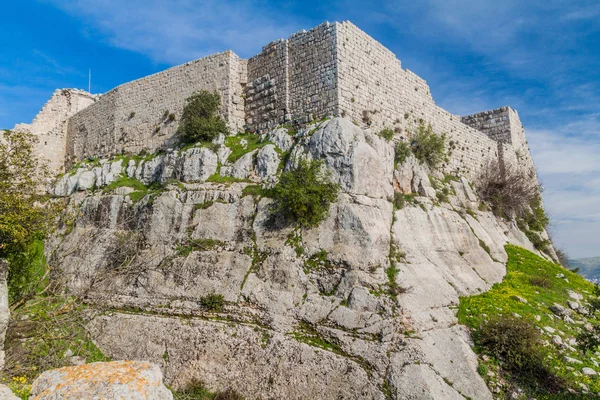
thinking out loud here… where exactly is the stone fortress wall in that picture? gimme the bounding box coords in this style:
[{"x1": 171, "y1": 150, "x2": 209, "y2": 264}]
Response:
[
  {"x1": 17, "y1": 20, "x2": 536, "y2": 182},
  {"x1": 66, "y1": 51, "x2": 245, "y2": 164},
  {"x1": 12, "y1": 89, "x2": 96, "y2": 172}
]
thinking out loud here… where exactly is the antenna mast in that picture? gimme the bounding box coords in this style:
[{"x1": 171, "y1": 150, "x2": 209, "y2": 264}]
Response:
[{"x1": 88, "y1": 69, "x2": 91, "y2": 93}]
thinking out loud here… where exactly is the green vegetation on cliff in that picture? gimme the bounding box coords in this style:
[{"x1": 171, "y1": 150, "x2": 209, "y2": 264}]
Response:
[
  {"x1": 459, "y1": 245, "x2": 600, "y2": 398},
  {"x1": 271, "y1": 159, "x2": 339, "y2": 228},
  {"x1": 178, "y1": 91, "x2": 228, "y2": 143}
]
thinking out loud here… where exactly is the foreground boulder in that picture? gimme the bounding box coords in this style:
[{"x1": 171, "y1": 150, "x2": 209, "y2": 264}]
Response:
[
  {"x1": 0, "y1": 384, "x2": 19, "y2": 400},
  {"x1": 30, "y1": 361, "x2": 172, "y2": 400}
]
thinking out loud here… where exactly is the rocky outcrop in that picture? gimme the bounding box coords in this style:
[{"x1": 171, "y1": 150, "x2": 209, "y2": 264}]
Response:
[
  {"x1": 43, "y1": 118, "x2": 552, "y2": 399},
  {"x1": 29, "y1": 361, "x2": 172, "y2": 400},
  {"x1": 0, "y1": 384, "x2": 19, "y2": 400}
]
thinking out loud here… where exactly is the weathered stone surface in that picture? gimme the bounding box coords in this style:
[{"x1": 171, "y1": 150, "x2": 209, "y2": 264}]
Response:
[
  {"x1": 87, "y1": 314, "x2": 384, "y2": 400},
  {"x1": 180, "y1": 147, "x2": 218, "y2": 182},
  {"x1": 30, "y1": 361, "x2": 172, "y2": 400},
  {"x1": 266, "y1": 127, "x2": 293, "y2": 152},
  {"x1": 550, "y1": 303, "x2": 571, "y2": 317},
  {"x1": 256, "y1": 144, "x2": 279, "y2": 180},
  {"x1": 42, "y1": 119, "x2": 553, "y2": 400},
  {"x1": 0, "y1": 384, "x2": 19, "y2": 400},
  {"x1": 306, "y1": 118, "x2": 393, "y2": 199}
]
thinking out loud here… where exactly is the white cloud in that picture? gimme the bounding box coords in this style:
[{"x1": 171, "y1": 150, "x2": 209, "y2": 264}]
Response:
[{"x1": 528, "y1": 126, "x2": 600, "y2": 258}]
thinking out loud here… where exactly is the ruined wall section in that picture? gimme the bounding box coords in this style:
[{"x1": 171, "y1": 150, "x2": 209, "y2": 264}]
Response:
[
  {"x1": 462, "y1": 107, "x2": 537, "y2": 177},
  {"x1": 13, "y1": 89, "x2": 96, "y2": 172},
  {"x1": 335, "y1": 21, "x2": 500, "y2": 180},
  {"x1": 66, "y1": 51, "x2": 244, "y2": 164},
  {"x1": 461, "y1": 107, "x2": 512, "y2": 143},
  {"x1": 287, "y1": 22, "x2": 338, "y2": 124},
  {"x1": 246, "y1": 40, "x2": 289, "y2": 131}
]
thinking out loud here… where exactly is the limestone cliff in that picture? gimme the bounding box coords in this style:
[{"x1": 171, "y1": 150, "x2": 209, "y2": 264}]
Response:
[{"x1": 42, "y1": 118, "x2": 553, "y2": 399}]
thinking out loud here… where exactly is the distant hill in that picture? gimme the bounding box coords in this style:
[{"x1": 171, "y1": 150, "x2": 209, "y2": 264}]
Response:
[{"x1": 569, "y1": 257, "x2": 600, "y2": 281}]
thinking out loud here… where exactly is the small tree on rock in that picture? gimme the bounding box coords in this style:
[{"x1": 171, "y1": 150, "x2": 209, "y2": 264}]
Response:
[
  {"x1": 272, "y1": 159, "x2": 340, "y2": 228},
  {"x1": 0, "y1": 130, "x2": 55, "y2": 302},
  {"x1": 178, "y1": 90, "x2": 228, "y2": 143}
]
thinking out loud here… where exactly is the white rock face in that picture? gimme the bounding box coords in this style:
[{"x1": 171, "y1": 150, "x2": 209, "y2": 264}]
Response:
[
  {"x1": 306, "y1": 118, "x2": 394, "y2": 199},
  {"x1": 30, "y1": 361, "x2": 173, "y2": 400},
  {"x1": 44, "y1": 118, "x2": 553, "y2": 399},
  {"x1": 266, "y1": 127, "x2": 293, "y2": 152},
  {"x1": 180, "y1": 147, "x2": 218, "y2": 182},
  {"x1": 256, "y1": 144, "x2": 280, "y2": 180},
  {"x1": 0, "y1": 384, "x2": 19, "y2": 400}
]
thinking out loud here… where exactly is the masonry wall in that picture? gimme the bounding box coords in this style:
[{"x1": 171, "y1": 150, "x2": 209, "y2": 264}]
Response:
[
  {"x1": 66, "y1": 51, "x2": 244, "y2": 164},
  {"x1": 13, "y1": 89, "x2": 96, "y2": 172},
  {"x1": 245, "y1": 22, "x2": 338, "y2": 131},
  {"x1": 287, "y1": 22, "x2": 338, "y2": 124},
  {"x1": 246, "y1": 40, "x2": 289, "y2": 130},
  {"x1": 335, "y1": 21, "x2": 502, "y2": 180},
  {"x1": 462, "y1": 107, "x2": 537, "y2": 176}
]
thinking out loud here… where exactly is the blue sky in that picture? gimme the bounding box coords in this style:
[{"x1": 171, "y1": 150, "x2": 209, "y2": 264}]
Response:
[{"x1": 1, "y1": 0, "x2": 598, "y2": 258}]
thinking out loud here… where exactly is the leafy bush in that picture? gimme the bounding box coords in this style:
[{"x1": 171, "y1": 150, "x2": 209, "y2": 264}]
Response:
[
  {"x1": 477, "y1": 315, "x2": 565, "y2": 392},
  {"x1": 271, "y1": 159, "x2": 339, "y2": 228},
  {"x1": 178, "y1": 91, "x2": 228, "y2": 143},
  {"x1": 1, "y1": 130, "x2": 56, "y2": 303},
  {"x1": 394, "y1": 141, "x2": 411, "y2": 166},
  {"x1": 410, "y1": 123, "x2": 446, "y2": 168},
  {"x1": 477, "y1": 159, "x2": 539, "y2": 219},
  {"x1": 199, "y1": 293, "x2": 224, "y2": 312},
  {"x1": 379, "y1": 128, "x2": 394, "y2": 141}
]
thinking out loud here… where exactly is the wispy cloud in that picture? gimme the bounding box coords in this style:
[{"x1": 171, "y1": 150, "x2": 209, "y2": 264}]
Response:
[{"x1": 45, "y1": 0, "x2": 305, "y2": 63}]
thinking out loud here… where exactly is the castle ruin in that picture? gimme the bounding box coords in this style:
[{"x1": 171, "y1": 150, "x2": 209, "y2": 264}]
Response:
[{"x1": 14, "y1": 21, "x2": 536, "y2": 181}]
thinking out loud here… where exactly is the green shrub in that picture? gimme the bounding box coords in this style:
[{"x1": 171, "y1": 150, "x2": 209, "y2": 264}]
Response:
[
  {"x1": 477, "y1": 315, "x2": 565, "y2": 392},
  {"x1": 577, "y1": 325, "x2": 600, "y2": 354},
  {"x1": 525, "y1": 230, "x2": 549, "y2": 251},
  {"x1": 379, "y1": 128, "x2": 394, "y2": 141},
  {"x1": 6, "y1": 239, "x2": 46, "y2": 303},
  {"x1": 271, "y1": 159, "x2": 339, "y2": 228},
  {"x1": 199, "y1": 293, "x2": 224, "y2": 312},
  {"x1": 172, "y1": 380, "x2": 244, "y2": 400},
  {"x1": 410, "y1": 123, "x2": 446, "y2": 168},
  {"x1": 529, "y1": 276, "x2": 552, "y2": 288},
  {"x1": 524, "y1": 194, "x2": 549, "y2": 231},
  {"x1": 392, "y1": 192, "x2": 405, "y2": 209},
  {"x1": 394, "y1": 141, "x2": 411, "y2": 166},
  {"x1": 178, "y1": 91, "x2": 228, "y2": 143}
]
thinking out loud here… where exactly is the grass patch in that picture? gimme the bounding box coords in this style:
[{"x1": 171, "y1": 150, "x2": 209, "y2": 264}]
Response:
[
  {"x1": 304, "y1": 249, "x2": 333, "y2": 274},
  {"x1": 225, "y1": 134, "x2": 271, "y2": 163},
  {"x1": 289, "y1": 321, "x2": 344, "y2": 354},
  {"x1": 104, "y1": 175, "x2": 165, "y2": 203},
  {"x1": 458, "y1": 245, "x2": 600, "y2": 398},
  {"x1": 171, "y1": 380, "x2": 244, "y2": 400},
  {"x1": 176, "y1": 238, "x2": 225, "y2": 256},
  {"x1": 4, "y1": 296, "x2": 110, "y2": 398}
]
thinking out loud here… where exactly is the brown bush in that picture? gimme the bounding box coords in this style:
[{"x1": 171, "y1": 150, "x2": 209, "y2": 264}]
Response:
[{"x1": 477, "y1": 159, "x2": 538, "y2": 218}]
